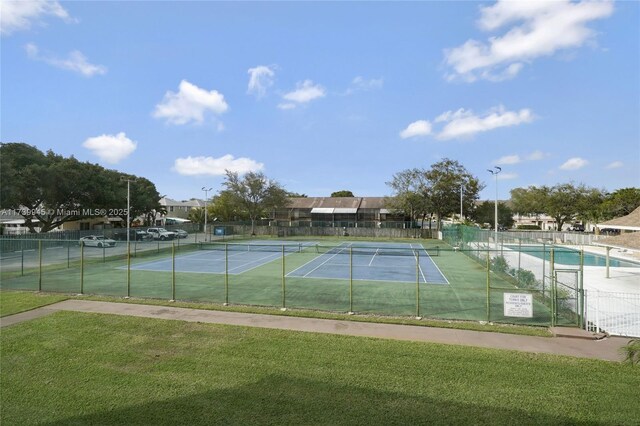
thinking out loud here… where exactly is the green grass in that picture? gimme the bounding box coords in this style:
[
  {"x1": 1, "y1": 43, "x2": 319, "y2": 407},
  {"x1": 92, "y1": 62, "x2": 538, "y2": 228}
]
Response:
[
  {"x1": 2, "y1": 312, "x2": 638, "y2": 425},
  {"x1": 0, "y1": 290, "x2": 68, "y2": 317},
  {"x1": 80, "y1": 293, "x2": 552, "y2": 337}
]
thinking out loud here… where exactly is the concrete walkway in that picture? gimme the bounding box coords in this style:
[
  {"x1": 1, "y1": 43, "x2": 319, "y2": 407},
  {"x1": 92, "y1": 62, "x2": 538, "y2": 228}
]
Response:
[{"x1": 1, "y1": 300, "x2": 630, "y2": 362}]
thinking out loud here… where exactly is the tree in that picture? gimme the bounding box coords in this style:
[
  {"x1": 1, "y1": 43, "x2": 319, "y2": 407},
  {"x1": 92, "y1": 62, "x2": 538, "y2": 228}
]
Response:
[
  {"x1": 0, "y1": 142, "x2": 162, "y2": 232},
  {"x1": 385, "y1": 168, "x2": 431, "y2": 226},
  {"x1": 511, "y1": 183, "x2": 608, "y2": 230},
  {"x1": 208, "y1": 190, "x2": 248, "y2": 223},
  {"x1": 471, "y1": 201, "x2": 515, "y2": 229},
  {"x1": 386, "y1": 159, "x2": 483, "y2": 231},
  {"x1": 222, "y1": 171, "x2": 289, "y2": 234},
  {"x1": 602, "y1": 188, "x2": 640, "y2": 219},
  {"x1": 331, "y1": 190, "x2": 354, "y2": 197},
  {"x1": 424, "y1": 159, "x2": 483, "y2": 230},
  {"x1": 188, "y1": 207, "x2": 205, "y2": 225}
]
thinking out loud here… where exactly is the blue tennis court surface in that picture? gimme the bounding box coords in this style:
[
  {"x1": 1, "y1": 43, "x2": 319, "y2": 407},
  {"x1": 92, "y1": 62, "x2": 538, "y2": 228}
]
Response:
[
  {"x1": 287, "y1": 242, "x2": 449, "y2": 285},
  {"x1": 127, "y1": 240, "x2": 449, "y2": 285}
]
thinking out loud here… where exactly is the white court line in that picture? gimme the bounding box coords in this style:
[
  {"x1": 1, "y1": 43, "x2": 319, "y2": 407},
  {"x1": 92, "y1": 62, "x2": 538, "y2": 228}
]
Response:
[
  {"x1": 368, "y1": 248, "x2": 379, "y2": 267},
  {"x1": 411, "y1": 243, "x2": 449, "y2": 285},
  {"x1": 301, "y1": 243, "x2": 352, "y2": 278},
  {"x1": 285, "y1": 242, "x2": 350, "y2": 276}
]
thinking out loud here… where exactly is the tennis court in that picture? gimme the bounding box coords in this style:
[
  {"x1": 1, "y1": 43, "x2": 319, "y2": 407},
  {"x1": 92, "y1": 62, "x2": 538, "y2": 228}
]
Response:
[
  {"x1": 127, "y1": 241, "x2": 448, "y2": 285},
  {"x1": 0, "y1": 235, "x2": 556, "y2": 325}
]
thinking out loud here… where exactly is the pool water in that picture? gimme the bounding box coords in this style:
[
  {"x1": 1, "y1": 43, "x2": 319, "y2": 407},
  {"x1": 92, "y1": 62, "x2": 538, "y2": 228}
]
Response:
[{"x1": 505, "y1": 246, "x2": 640, "y2": 268}]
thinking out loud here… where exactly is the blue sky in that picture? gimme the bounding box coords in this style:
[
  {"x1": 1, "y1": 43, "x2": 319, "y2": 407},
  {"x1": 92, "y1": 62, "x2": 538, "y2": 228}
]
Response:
[{"x1": 2, "y1": 0, "x2": 638, "y2": 202}]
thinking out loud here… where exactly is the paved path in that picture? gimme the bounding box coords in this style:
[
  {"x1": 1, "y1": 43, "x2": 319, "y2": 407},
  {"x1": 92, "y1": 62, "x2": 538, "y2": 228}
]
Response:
[{"x1": 1, "y1": 300, "x2": 630, "y2": 362}]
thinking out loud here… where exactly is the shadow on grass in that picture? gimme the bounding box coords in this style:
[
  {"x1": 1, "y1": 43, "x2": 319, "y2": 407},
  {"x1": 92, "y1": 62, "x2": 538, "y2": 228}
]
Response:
[{"x1": 44, "y1": 375, "x2": 574, "y2": 425}]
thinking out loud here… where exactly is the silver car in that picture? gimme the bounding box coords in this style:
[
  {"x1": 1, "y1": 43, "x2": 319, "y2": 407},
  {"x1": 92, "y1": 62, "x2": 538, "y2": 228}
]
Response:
[{"x1": 79, "y1": 235, "x2": 117, "y2": 248}]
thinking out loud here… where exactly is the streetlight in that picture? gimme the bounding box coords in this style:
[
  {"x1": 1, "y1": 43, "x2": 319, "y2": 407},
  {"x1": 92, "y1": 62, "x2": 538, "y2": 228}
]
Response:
[
  {"x1": 120, "y1": 177, "x2": 136, "y2": 247},
  {"x1": 202, "y1": 187, "x2": 212, "y2": 241},
  {"x1": 487, "y1": 166, "x2": 502, "y2": 246}
]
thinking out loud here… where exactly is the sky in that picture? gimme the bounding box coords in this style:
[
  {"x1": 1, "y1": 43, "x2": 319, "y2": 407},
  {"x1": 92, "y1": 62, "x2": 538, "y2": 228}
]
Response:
[{"x1": 1, "y1": 0, "x2": 639, "y2": 203}]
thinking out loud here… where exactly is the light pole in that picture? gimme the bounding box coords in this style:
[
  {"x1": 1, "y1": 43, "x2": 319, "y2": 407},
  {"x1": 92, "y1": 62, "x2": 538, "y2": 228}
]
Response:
[
  {"x1": 202, "y1": 187, "x2": 212, "y2": 241},
  {"x1": 487, "y1": 166, "x2": 502, "y2": 246},
  {"x1": 120, "y1": 177, "x2": 136, "y2": 247}
]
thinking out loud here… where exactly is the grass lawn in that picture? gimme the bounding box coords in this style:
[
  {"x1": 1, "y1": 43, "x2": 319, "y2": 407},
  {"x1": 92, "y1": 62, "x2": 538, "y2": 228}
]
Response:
[
  {"x1": 2, "y1": 312, "x2": 639, "y2": 425},
  {"x1": 0, "y1": 290, "x2": 68, "y2": 317}
]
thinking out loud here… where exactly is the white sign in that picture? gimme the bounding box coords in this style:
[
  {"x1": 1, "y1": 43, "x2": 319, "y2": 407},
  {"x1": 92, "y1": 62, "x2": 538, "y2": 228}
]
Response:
[{"x1": 503, "y1": 293, "x2": 533, "y2": 318}]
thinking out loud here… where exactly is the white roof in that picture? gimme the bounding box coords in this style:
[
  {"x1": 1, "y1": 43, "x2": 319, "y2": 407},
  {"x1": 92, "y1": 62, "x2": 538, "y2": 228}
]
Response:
[{"x1": 310, "y1": 208, "x2": 335, "y2": 214}]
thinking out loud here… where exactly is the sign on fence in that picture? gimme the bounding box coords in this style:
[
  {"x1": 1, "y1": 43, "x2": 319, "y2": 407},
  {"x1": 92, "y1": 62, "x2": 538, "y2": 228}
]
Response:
[{"x1": 504, "y1": 293, "x2": 533, "y2": 318}]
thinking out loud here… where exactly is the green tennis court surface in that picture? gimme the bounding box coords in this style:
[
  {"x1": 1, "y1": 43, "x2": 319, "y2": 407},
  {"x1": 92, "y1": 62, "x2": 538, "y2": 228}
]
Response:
[{"x1": 0, "y1": 238, "x2": 553, "y2": 325}]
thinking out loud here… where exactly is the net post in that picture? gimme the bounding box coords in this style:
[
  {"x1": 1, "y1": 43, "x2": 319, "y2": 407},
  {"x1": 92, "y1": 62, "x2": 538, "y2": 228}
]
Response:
[
  {"x1": 80, "y1": 242, "x2": 84, "y2": 295},
  {"x1": 281, "y1": 245, "x2": 286, "y2": 311},
  {"x1": 416, "y1": 250, "x2": 421, "y2": 319},
  {"x1": 486, "y1": 244, "x2": 490, "y2": 322},
  {"x1": 224, "y1": 243, "x2": 229, "y2": 305},
  {"x1": 38, "y1": 240, "x2": 42, "y2": 292},
  {"x1": 170, "y1": 241, "x2": 176, "y2": 302},
  {"x1": 102, "y1": 243, "x2": 105, "y2": 263},
  {"x1": 348, "y1": 246, "x2": 354, "y2": 315},
  {"x1": 21, "y1": 243, "x2": 24, "y2": 276},
  {"x1": 67, "y1": 240, "x2": 70, "y2": 269}
]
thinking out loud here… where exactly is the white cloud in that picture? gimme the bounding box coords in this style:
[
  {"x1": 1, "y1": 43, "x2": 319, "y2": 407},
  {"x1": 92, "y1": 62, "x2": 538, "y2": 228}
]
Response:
[
  {"x1": 247, "y1": 65, "x2": 275, "y2": 98},
  {"x1": 560, "y1": 157, "x2": 589, "y2": 170},
  {"x1": 1, "y1": 0, "x2": 73, "y2": 35},
  {"x1": 153, "y1": 80, "x2": 228, "y2": 125},
  {"x1": 436, "y1": 106, "x2": 534, "y2": 140},
  {"x1": 82, "y1": 132, "x2": 137, "y2": 164},
  {"x1": 605, "y1": 161, "x2": 623, "y2": 169},
  {"x1": 526, "y1": 150, "x2": 546, "y2": 161},
  {"x1": 25, "y1": 43, "x2": 107, "y2": 77},
  {"x1": 444, "y1": 0, "x2": 614, "y2": 82},
  {"x1": 281, "y1": 80, "x2": 325, "y2": 108},
  {"x1": 498, "y1": 172, "x2": 518, "y2": 180},
  {"x1": 496, "y1": 155, "x2": 521, "y2": 165},
  {"x1": 345, "y1": 76, "x2": 383, "y2": 94},
  {"x1": 399, "y1": 120, "x2": 432, "y2": 139},
  {"x1": 173, "y1": 155, "x2": 264, "y2": 176},
  {"x1": 277, "y1": 103, "x2": 297, "y2": 110}
]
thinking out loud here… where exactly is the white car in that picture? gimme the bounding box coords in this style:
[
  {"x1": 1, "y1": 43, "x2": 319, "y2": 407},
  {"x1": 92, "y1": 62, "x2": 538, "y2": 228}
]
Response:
[{"x1": 79, "y1": 235, "x2": 117, "y2": 248}]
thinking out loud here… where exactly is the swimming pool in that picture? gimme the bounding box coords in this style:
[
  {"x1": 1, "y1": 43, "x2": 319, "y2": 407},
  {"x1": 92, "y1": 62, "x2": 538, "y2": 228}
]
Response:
[{"x1": 505, "y1": 246, "x2": 640, "y2": 268}]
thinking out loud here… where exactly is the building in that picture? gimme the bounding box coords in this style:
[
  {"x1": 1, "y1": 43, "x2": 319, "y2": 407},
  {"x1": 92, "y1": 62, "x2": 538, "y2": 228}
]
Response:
[{"x1": 272, "y1": 197, "x2": 408, "y2": 228}]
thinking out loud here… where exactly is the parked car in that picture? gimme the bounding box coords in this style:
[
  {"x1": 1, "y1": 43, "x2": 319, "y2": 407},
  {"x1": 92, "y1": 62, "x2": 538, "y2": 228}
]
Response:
[
  {"x1": 79, "y1": 235, "x2": 117, "y2": 248},
  {"x1": 174, "y1": 229, "x2": 188, "y2": 239},
  {"x1": 113, "y1": 229, "x2": 152, "y2": 241},
  {"x1": 569, "y1": 224, "x2": 585, "y2": 232},
  {"x1": 146, "y1": 227, "x2": 176, "y2": 240}
]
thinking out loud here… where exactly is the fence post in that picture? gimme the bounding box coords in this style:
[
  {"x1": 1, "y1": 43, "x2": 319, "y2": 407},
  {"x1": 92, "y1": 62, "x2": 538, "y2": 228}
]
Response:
[
  {"x1": 80, "y1": 242, "x2": 84, "y2": 295},
  {"x1": 67, "y1": 240, "x2": 70, "y2": 269},
  {"x1": 542, "y1": 241, "x2": 546, "y2": 300},
  {"x1": 416, "y1": 250, "x2": 421, "y2": 319},
  {"x1": 21, "y1": 244, "x2": 24, "y2": 277},
  {"x1": 349, "y1": 247, "x2": 353, "y2": 314},
  {"x1": 281, "y1": 245, "x2": 286, "y2": 311},
  {"x1": 126, "y1": 242, "x2": 131, "y2": 298},
  {"x1": 170, "y1": 242, "x2": 176, "y2": 302},
  {"x1": 579, "y1": 249, "x2": 584, "y2": 329},
  {"x1": 38, "y1": 240, "x2": 42, "y2": 292},
  {"x1": 224, "y1": 243, "x2": 229, "y2": 305},
  {"x1": 486, "y1": 245, "x2": 490, "y2": 322},
  {"x1": 550, "y1": 248, "x2": 555, "y2": 327}
]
